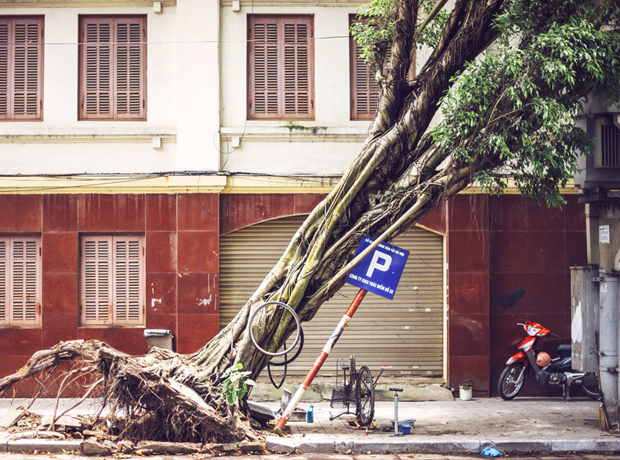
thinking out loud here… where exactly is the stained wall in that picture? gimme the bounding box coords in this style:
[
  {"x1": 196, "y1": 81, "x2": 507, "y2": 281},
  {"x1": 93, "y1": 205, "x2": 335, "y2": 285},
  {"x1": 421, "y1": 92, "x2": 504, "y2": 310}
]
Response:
[{"x1": 0, "y1": 192, "x2": 588, "y2": 399}]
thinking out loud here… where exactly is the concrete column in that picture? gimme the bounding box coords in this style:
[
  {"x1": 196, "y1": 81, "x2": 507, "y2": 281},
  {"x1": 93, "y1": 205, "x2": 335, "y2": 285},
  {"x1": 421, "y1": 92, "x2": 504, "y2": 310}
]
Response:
[
  {"x1": 598, "y1": 201, "x2": 620, "y2": 428},
  {"x1": 599, "y1": 275, "x2": 619, "y2": 427}
]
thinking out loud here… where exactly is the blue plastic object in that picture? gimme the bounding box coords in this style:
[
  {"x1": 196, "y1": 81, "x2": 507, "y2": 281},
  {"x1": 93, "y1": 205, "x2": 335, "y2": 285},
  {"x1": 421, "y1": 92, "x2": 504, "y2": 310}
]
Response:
[
  {"x1": 481, "y1": 447, "x2": 503, "y2": 457},
  {"x1": 398, "y1": 421, "x2": 411, "y2": 435},
  {"x1": 306, "y1": 404, "x2": 314, "y2": 423}
]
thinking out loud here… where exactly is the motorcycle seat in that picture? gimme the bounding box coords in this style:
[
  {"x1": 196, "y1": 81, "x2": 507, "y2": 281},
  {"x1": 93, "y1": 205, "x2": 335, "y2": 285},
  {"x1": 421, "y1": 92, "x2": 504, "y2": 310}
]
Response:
[{"x1": 557, "y1": 343, "x2": 571, "y2": 358}]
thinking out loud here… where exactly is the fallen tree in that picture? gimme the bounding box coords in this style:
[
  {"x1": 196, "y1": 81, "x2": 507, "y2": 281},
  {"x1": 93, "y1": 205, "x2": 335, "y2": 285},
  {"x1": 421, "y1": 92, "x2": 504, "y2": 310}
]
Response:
[{"x1": 2, "y1": 0, "x2": 620, "y2": 443}]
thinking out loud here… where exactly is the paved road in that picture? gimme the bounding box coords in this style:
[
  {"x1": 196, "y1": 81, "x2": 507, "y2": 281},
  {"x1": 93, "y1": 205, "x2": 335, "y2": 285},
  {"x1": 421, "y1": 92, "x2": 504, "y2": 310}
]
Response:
[{"x1": 1, "y1": 454, "x2": 620, "y2": 459}]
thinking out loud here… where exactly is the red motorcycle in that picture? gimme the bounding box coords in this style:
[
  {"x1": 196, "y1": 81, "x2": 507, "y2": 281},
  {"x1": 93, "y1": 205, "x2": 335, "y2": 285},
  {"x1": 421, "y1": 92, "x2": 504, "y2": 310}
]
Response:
[{"x1": 498, "y1": 320, "x2": 599, "y2": 400}]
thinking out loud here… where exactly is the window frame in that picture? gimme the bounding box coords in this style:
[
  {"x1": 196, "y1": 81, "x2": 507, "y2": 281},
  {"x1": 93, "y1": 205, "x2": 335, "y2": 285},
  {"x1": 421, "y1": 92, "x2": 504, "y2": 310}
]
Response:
[
  {"x1": 349, "y1": 15, "x2": 415, "y2": 120},
  {"x1": 0, "y1": 15, "x2": 44, "y2": 122},
  {"x1": 79, "y1": 234, "x2": 145, "y2": 327},
  {"x1": 0, "y1": 235, "x2": 42, "y2": 327},
  {"x1": 247, "y1": 14, "x2": 315, "y2": 121},
  {"x1": 78, "y1": 15, "x2": 147, "y2": 121}
]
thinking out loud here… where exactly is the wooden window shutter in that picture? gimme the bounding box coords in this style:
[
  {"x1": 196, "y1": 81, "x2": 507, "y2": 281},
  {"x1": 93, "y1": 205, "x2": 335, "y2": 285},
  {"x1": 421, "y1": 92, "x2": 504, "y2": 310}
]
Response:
[
  {"x1": 0, "y1": 239, "x2": 6, "y2": 325},
  {"x1": 82, "y1": 236, "x2": 112, "y2": 325},
  {"x1": 113, "y1": 237, "x2": 143, "y2": 323},
  {"x1": 79, "y1": 16, "x2": 146, "y2": 121},
  {"x1": 350, "y1": 17, "x2": 415, "y2": 120},
  {"x1": 0, "y1": 236, "x2": 41, "y2": 327},
  {"x1": 11, "y1": 238, "x2": 39, "y2": 324},
  {"x1": 0, "y1": 16, "x2": 43, "y2": 121},
  {"x1": 81, "y1": 235, "x2": 144, "y2": 326},
  {"x1": 249, "y1": 16, "x2": 314, "y2": 120}
]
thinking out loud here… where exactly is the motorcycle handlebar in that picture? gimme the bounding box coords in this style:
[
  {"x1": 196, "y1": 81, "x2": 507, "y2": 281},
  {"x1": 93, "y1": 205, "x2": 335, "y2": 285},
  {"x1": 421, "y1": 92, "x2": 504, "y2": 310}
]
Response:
[{"x1": 550, "y1": 333, "x2": 560, "y2": 338}]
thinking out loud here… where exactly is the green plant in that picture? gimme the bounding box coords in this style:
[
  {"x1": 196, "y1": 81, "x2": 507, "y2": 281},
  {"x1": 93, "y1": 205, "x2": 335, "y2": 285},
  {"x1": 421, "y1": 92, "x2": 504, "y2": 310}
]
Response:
[{"x1": 219, "y1": 363, "x2": 254, "y2": 404}]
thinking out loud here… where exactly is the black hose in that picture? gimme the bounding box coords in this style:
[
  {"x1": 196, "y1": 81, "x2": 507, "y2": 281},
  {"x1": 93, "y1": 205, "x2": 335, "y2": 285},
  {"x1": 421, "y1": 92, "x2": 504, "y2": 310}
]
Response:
[{"x1": 268, "y1": 327, "x2": 305, "y2": 389}]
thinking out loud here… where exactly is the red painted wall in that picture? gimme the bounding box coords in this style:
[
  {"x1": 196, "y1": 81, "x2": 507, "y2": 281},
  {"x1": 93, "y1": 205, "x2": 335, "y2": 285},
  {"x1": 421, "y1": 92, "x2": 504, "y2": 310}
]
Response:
[
  {"x1": 488, "y1": 194, "x2": 587, "y2": 397},
  {"x1": 0, "y1": 193, "x2": 220, "y2": 395},
  {"x1": 438, "y1": 194, "x2": 586, "y2": 396},
  {"x1": 0, "y1": 192, "x2": 587, "y2": 400}
]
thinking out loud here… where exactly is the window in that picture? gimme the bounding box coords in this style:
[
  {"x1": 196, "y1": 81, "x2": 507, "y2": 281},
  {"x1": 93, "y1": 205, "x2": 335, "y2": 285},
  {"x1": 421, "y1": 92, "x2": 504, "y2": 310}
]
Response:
[
  {"x1": 80, "y1": 235, "x2": 144, "y2": 326},
  {"x1": 350, "y1": 17, "x2": 415, "y2": 120},
  {"x1": 0, "y1": 236, "x2": 41, "y2": 327},
  {"x1": 0, "y1": 16, "x2": 43, "y2": 121},
  {"x1": 78, "y1": 16, "x2": 146, "y2": 120},
  {"x1": 248, "y1": 15, "x2": 314, "y2": 120},
  {"x1": 350, "y1": 29, "x2": 380, "y2": 120}
]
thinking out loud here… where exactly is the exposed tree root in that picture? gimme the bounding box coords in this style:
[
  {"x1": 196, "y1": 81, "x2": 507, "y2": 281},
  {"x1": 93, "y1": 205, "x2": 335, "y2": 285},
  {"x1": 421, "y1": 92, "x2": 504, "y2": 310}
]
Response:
[{"x1": 0, "y1": 340, "x2": 258, "y2": 444}]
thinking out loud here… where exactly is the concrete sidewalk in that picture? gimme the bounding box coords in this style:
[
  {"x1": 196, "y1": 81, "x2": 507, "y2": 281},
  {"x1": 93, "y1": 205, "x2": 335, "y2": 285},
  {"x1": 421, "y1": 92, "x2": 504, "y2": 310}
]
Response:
[
  {"x1": 1, "y1": 396, "x2": 618, "y2": 455},
  {"x1": 269, "y1": 396, "x2": 618, "y2": 454}
]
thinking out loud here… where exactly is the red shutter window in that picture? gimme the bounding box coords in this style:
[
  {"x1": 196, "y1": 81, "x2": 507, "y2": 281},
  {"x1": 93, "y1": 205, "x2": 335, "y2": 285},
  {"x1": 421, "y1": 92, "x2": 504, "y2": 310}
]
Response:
[
  {"x1": 81, "y1": 235, "x2": 144, "y2": 326},
  {"x1": 0, "y1": 236, "x2": 41, "y2": 327},
  {"x1": 350, "y1": 36, "x2": 381, "y2": 120},
  {"x1": 350, "y1": 17, "x2": 415, "y2": 120},
  {"x1": 79, "y1": 16, "x2": 146, "y2": 121},
  {"x1": 0, "y1": 16, "x2": 43, "y2": 121},
  {"x1": 249, "y1": 16, "x2": 314, "y2": 120}
]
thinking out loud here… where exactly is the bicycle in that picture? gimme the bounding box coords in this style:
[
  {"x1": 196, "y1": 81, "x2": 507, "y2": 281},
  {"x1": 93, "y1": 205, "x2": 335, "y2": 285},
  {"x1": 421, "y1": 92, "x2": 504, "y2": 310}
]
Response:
[{"x1": 329, "y1": 354, "x2": 378, "y2": 426}]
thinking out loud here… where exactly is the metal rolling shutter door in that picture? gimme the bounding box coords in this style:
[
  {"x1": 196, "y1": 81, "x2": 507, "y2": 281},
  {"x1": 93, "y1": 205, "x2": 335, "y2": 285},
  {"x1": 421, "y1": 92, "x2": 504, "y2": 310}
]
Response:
[{"x1": 219, "y1": 215, "x2": 443, "y2": 376}]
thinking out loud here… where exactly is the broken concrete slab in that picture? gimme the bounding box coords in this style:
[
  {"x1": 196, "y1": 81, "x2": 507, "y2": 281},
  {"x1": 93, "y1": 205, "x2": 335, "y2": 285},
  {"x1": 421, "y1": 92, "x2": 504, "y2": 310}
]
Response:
[
  {"x1": 83, "y1": 440, "x2": 113, "y2": 456},
  {"x1": 40, "y1": 415, "x2": 82, "y2": 430},
  {"x1": 238, "y1": 440, "x2": 263, "y2": 453},
  {"x1": 265, "y1": 436, "x2": 295, "y2": 453},
  {"x1": 0, "y1": 409, "x2": 25, "y2": 430}
]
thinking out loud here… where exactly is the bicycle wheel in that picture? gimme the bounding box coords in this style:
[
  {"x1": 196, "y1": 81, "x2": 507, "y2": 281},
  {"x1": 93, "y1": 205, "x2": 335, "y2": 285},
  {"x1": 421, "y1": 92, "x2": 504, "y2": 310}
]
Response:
[
  {"x1": 356, "y1": 365, "x2": 375, "y2": 426},
  {"x1": 498, "y1": 362, "x2": 526, "y2": 400}
]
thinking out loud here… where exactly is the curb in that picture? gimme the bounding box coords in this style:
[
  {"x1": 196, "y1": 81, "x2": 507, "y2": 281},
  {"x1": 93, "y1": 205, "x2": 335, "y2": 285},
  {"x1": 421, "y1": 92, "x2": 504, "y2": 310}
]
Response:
[
  {"x1": 6, "y1": 439, "x2": 82, "y2": 454},
  {"x1": 1, "y1": 436, "x2": 620, "y2": 455},
  {"x1": 265, "y1": 436, "x2": 620, "y2": 455}
]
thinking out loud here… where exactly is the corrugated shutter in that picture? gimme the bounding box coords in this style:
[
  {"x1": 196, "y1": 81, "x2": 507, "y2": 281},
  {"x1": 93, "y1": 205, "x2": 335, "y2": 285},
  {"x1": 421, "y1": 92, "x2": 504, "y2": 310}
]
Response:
[
  {"x1": 220, "y1": 215, "x2": 444, "y2": 376},
  {"x1": 81, "y1": 235, "x2": 144, "y2": 326},
  {"x1": 249, "y1": 16, "x2": 314, "y2": 120},
  {"x1": 79, "y1": 16, "x2": 146, "y2": 120},
  {"x1": 0, "y1": 16, "x2": 43, "y2": 120}
]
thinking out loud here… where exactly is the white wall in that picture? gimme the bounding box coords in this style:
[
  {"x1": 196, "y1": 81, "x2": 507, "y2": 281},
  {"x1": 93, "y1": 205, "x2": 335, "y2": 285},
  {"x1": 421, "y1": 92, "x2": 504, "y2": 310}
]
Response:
[
  {"x1": 219, "y1": 4, "x2": 373, "y2": 176},
  {"x1": 0, "y1": 3, "x2": 186, "y2": 175}
]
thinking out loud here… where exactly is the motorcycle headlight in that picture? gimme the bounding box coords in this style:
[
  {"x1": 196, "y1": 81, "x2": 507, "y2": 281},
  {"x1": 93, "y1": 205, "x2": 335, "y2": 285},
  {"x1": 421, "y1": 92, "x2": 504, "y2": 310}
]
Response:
[{"x1": 526, "y1": 325, "x2": 542, "y2": 336}]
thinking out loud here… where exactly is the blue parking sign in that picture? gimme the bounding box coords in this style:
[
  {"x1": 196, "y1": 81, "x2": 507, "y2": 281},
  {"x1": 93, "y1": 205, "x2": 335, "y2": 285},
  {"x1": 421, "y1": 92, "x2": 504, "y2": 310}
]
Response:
[{"x1": 346, "y1": 236, "x2": 409, "y2": 300}]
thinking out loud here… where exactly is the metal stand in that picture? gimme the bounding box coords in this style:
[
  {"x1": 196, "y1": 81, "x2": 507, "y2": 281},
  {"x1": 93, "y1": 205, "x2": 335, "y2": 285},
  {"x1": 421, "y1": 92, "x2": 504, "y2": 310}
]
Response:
[{"x1": 390, "y1": 387, "x2": 403, "y2": 436}]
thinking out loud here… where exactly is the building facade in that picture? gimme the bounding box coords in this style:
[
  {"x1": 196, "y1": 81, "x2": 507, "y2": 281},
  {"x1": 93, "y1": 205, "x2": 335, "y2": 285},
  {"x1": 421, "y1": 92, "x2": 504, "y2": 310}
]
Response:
[{"x1": 0, "y1": 0, "x2": 587, "y2": 398}]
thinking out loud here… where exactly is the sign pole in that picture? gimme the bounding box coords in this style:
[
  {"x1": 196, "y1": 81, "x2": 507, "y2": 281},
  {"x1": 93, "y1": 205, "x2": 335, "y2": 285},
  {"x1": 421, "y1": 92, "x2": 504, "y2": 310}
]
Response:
[{"x1": 274, "y1": 288, "x2": 368, "y2": 432}]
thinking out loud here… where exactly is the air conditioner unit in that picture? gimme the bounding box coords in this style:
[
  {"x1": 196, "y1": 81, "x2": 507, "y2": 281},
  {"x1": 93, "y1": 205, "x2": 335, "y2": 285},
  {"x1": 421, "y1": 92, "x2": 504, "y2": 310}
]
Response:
[
  {"x1": 574, "y1": 98, "x2": 620, "y2": 194},
  {"x1": 595, "y1": 115, "x2": 620, "y2": 168}
]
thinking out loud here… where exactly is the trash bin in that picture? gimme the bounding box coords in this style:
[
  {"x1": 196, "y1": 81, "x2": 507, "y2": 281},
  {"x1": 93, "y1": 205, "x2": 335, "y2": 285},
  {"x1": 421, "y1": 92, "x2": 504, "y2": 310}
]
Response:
[{"x1": 144, "y1": 329, "x2": 173, "y2": 351}]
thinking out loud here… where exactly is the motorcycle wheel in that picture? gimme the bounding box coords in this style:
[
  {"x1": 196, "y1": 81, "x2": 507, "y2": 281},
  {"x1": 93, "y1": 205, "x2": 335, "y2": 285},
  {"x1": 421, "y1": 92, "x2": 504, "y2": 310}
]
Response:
[
  {"x1": 498, "y1": 362, "x2": 526, "y2": 400},
  {"x1": 579, "y1": 383, "x2": 600, "y2": 400}
]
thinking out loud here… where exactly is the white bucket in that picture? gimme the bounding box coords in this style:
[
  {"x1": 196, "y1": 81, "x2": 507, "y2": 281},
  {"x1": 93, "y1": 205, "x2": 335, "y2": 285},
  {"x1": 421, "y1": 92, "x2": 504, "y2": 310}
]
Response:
[
  {"x1": 459, "y1": 385, "x2": 472, "y2": 401},
  {"x1": 459, "y1": 379, "x2": 473, "y2": 401}
]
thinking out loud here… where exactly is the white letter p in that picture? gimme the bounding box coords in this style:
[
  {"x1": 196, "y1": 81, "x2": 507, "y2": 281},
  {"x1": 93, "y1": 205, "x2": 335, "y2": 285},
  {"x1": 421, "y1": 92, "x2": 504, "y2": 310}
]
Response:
[{"x1": 366, "y1": 251, "x2": 392, "y2": 278}]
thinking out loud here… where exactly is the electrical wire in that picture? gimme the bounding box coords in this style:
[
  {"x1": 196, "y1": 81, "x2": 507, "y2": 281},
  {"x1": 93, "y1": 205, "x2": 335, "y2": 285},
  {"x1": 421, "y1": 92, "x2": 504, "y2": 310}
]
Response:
[{"x1": 2, "y1": 35, "x2": 350, "y2": 47}]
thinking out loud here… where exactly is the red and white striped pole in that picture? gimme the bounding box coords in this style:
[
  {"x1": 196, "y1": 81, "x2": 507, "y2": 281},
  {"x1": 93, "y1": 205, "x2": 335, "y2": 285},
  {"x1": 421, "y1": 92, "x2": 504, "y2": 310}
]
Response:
[{"x1": 274, "y1": 288, "x2": 368, "y2": 432}]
